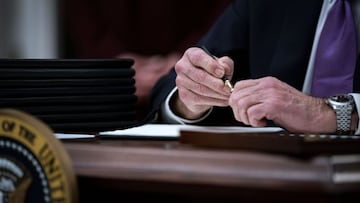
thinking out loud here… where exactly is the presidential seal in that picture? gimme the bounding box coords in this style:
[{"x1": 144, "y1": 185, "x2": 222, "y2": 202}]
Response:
[{"x1": 0, "y1": 109, "x2": 77, "y2": 203}]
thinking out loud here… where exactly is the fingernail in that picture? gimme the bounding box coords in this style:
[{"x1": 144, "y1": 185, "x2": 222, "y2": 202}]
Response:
[{"x1": 219, "y1": 60, "x2": 227, "y2": 67}]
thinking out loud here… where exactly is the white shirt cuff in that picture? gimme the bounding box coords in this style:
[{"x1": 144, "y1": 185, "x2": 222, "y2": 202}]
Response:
[
  {"x1": 349, "y1": 93, "x2": 360, "y2": 135},
  {"x1": 160, "y1": 87, "x2": 213, "y2": 124}
]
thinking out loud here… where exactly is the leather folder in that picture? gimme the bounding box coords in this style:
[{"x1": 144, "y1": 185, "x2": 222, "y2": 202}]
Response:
[{"x1": 180, "y1": 130, "x2": 360, "y2": 156}]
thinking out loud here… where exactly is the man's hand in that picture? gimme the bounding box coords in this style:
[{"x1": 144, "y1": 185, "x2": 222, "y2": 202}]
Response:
[
  {"x1": 118, "y1": 52, "x2": 180, "y2": 102},
  {"x1": 229, "y1": 76, "x2": 337, "y2": 134},
  {"x1": 117, "y1": 52, "x2": 180, "y2": 119},
  {"x1": 173, "y1": 47, "x2": 234, "y2": 120}
]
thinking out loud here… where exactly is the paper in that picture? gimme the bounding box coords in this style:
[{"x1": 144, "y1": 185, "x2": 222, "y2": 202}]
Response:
[
  {"x1": 99, "y1": 124, "x2": 182, "y2": 138},
  {"x1": 98, "y1": 124, "x2": 284, "y2": 139},
  {"x1": 55, "y1": 133, "x2": 95, "y2": 139}
]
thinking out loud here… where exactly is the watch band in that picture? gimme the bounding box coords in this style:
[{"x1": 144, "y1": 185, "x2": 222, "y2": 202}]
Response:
[
  {"x1": 326, "y1": 95, "x2": 355, "y2": 135},
  {"x1": 334, "y1": 106, "x2": 353, "y2": 134}
]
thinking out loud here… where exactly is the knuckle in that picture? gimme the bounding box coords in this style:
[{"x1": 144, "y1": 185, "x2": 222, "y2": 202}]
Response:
[
  {"x1": 187, "y1": 48, "x2": 203, "y2": 64},
  {"x1": 174, "y1": 60, "x2": 187, "y2": 74},
  {"x1": 235, "y1": 97, "x2": 248, "y2": 108},
  {"x1": 247, "y1": 107, "x2": 266, "y2": 127},
  {"x1": 258, "y1": 77, "x2": 282, "y2": 94},
  {"x1": 247, "y1": 106, "x2": 261, "y2": 118},
  {"x1": 260, "y1": 103, "x2": 277, "y2": 121},
  {"x1": 262, "y1": 76, "x2": 277, "y2": 87},
  {"x1": 220, "y1": 56, "x2": 234, "y2": 68},
  {"x1": 184, "y1": 47, "x2": 198, "y2": 57}
]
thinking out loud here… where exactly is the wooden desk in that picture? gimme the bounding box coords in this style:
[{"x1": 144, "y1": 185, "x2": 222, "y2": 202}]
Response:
[{"x1": 63, "y1": 138, "x2": 360, "y2": 203}]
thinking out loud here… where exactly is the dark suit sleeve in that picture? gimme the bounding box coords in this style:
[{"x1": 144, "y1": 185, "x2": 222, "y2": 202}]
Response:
[
  {"x1": 149, "y1": 68, "x2": 177, "y2": 117},
  {"x1": 148, "y1": 0, "x2": 251, "y2": 125},
  {"x1": 197, "y1": 0, "x2": 249, "y2": 57},
  {"x1": 197, "y1": 0, "x2": 251, "y2": 85}
]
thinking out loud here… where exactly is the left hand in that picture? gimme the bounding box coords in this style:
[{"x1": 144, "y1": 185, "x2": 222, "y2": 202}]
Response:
[
  {"x1": 228, "y1": 76, "x2": 336, "y2": 134},
  {"x1": 117, "y1": 52, "x2": 180, "y2": 105},
  {"x1": 117, "y1": 52, "x2": 181, "y2": 119}
]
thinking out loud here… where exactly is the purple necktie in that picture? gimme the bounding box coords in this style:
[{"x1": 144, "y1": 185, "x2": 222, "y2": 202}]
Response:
[{"x1": 311, "y1": 0, "x2": 357, "y2": 98}]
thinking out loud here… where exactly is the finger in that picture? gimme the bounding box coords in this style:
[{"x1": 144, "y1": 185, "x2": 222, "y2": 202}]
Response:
[
  {"x1": 177, "y1": 85, "x2": 230, "y2": 108},
  {"x1": 247, "y1": 103, "x2": 269, "y2": 127},
  {"x1": 229, "y1": 82, "x2": 256, "y2": 123},
  {"x1": 230, "y1": 92, "x2": 262, "y2": 125},
  {"x1": 183, "y1": 48, "x2": 234, "y2": 95},
  {"x1": 217, "y1": 56, "x2": 234, "y2": 79},
  {"x1": 232, "y1": 79, "x2": 259, "y2": 92},
  {"x1": 229, "y1": 80, "x2": 270, "y2": 125},
  {"x1": 246, "y1": 90, "x2": 288, "y2": 127},
  {"x1": 175, "y1": 58, "x2": 231, "y2": 97},
  {"x1": 186, "y1": 47, "x2": 225, "y2": 78},
  {"x1": 231, "y1": 101, "x2": 249, "y2": 125},
  {"x1": 188, "y1": 68, "x2": 231, "y2": 97},
  {"x1": 176, "y1": 73, "x2": 229, "y2": 100}
]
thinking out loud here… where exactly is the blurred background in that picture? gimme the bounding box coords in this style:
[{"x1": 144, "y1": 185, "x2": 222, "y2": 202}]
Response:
[
  {"x1": 0, "y1": 0, "x2": 232, "y2": 119},
  {"x1": 0, "y1": 0, "x2": 59, "y2": 58}
]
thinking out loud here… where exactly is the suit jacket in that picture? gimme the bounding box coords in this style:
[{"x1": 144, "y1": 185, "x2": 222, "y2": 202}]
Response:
[{"x1": 149, "y1": 0, "x2": 360, "y2": 125}]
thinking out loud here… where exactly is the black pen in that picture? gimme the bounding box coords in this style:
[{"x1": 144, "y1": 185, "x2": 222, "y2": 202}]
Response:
[{"x1": 201, "y1": 46, "x2": 234, "y2": 92}]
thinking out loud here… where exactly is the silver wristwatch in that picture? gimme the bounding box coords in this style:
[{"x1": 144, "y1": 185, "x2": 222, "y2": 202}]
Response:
[{"x1": 325, "y1": 95, "x2": 355, "y2": 135}]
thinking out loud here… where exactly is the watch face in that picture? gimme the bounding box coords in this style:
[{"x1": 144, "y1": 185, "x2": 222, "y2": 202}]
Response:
[{"x1": 331, "y1": 95, "x2": 354, "y2": 103}]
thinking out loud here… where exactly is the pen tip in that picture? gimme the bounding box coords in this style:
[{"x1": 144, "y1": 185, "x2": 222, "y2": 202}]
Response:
[{"x1": 224, "y1": 79, "x2": 234, "y2": 93}]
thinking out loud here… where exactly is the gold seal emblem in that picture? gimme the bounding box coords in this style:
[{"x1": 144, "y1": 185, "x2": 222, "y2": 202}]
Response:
[{"x1": 0, "y1": 109, "x2": 77, "y2": 203}]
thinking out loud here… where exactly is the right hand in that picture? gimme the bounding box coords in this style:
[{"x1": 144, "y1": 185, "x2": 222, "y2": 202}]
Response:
[{"x1": 172, "y1": 47, "x2": 234, "y2": 120}]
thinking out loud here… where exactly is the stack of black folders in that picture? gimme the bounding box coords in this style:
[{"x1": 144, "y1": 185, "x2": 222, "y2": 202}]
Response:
[{"x1": 0, "y1": 59, "x2": 138, "y2": 134}]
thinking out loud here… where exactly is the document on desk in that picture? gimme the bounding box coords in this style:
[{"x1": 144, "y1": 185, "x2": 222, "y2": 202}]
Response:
[
  {"x1": 98, "y1": 124, "x2": 284, "y2": 139},
  {"x1": 55, "y1": 133, "x2": 95, "y2": 139}
]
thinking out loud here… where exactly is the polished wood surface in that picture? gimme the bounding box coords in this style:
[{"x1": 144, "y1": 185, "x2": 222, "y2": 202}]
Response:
[{"x1": 63, "y1": 138, "x2": 360, "y2": 203}]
